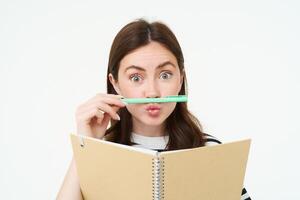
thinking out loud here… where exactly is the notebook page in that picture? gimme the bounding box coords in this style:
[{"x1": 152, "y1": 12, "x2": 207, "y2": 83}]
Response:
[
  {"x1": 71, "y1": 134, "x2": 159, "y2": 200},
  {"x1": 159, "y1": 139, "x2": 251, "y2": 200}
]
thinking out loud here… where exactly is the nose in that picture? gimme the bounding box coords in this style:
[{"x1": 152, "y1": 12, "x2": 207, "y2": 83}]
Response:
[{"x1": 144, "y1": 79, "x2": 160, "y2": 98}]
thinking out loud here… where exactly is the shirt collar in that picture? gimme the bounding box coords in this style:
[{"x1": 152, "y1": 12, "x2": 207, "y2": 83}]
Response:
[{"x1": 131, "y1": 132, "x2": 169, "y2": 150}]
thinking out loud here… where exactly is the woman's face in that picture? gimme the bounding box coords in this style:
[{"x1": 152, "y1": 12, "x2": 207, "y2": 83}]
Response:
[{"x1": 109, "y1": 41, "x2": 183, "y2": 127}]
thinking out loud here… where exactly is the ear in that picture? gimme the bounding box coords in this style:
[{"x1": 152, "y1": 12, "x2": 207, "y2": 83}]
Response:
[
  {"x1": 180, "y1": 71, "x2": 184, "y2": 85},
  {"x1": 178, "y1": 70, "x2": 184, "y2": 93},
  {"x1": 108, "y1": 73, "x2": 122, "y2": 95}
]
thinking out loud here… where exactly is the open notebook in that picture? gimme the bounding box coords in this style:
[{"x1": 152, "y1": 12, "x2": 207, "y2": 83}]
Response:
[{"x1": 70, "y1": 134, "x2": 251, "y2": 200}]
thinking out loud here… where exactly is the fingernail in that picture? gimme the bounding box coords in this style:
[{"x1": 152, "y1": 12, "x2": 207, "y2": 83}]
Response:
[{"x1": 116, "y1": 114, "x2": 120, "y2": 120}]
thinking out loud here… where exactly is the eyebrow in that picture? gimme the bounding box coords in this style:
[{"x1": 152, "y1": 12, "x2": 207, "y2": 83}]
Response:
[{"x1": 124, "y1": 61, "x2": 176, "y2": 73}]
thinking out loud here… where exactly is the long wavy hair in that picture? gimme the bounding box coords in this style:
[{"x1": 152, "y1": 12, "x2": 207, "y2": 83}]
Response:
[{"x1": 104, "y1": 19, "x2": 206, "y2": 150}]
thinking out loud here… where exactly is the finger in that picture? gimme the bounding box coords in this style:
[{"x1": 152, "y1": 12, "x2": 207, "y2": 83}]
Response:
[
  {"x1": 78, "y1": 106, "x2": 120, "y2": 125},
  {"x1": 78, "y1": 102, "x2": 121, "y2": 120},
  {"x1": 95, "y1": 110, "x2": 105, "y2": 124},
  {"x1": 77, "y1": 107, "x2": 104, "y2": 123},
  {"x1": 77, "y1": 98, "x2": 125, "y2": 115},
  {"x1": 79, "y1": 93, "x2": 123, "y2": 108},
  {"x1": 95, "y1": 93, "x2": 124, "y2": 99},
  {"x1": 100, "y1": 93, "x2": 124, "y2": 98},
  {"x1": 97, "y1": 112, "x2": 111, "y2": 124},
  {"x1": 111, "y1": 105, "x2": 122, "y2": 113},
  {"x1": 95, "y1": 102, "x2": 120, "y2": 120},
  {"x1": 84, "y1": 95, "x2": 126, "y2": 108},
  {"x1": 93, "y1": 96, "x2": 126, "y2": 107}
]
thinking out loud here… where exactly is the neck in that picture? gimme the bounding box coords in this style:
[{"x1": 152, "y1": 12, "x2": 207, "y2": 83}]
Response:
[{"x1": 132, "y1": 117, "x2": 166, "y2": 137}]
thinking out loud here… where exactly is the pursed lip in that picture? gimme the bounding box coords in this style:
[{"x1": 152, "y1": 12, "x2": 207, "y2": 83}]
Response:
[{"x1": 145, "y1": 104, "x2": 161, "y2": 111}]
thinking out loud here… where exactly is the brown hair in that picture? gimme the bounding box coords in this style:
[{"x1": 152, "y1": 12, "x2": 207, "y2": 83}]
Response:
[{"x1": 104, "y1": 19, "x2": 206, "y2": 150}]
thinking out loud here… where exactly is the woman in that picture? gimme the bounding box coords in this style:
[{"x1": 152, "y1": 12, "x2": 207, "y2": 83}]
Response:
[{"x1": 57, "y1": 19, "x2": 251, "y2": 200}]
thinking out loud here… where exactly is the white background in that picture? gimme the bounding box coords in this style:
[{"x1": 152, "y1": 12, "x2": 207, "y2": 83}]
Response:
[{"x1": 1, "y1": 0, "x2": 299, "y2": 199}]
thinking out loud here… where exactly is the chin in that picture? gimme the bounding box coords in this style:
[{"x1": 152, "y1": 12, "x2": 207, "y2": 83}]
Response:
[
  {"x1": 143, "y1": 114, "x2": 169, "y2": 125},
  {"x1": 131, "y1": 114, "x2": 165, "y2": 126},
  {"x1": 143, "y1": 119, "x2": 165, "y2": 126}
]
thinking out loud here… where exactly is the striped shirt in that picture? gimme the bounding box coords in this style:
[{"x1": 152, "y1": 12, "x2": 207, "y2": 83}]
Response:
[{"x1": 130, "y1": 132, "x2": 251, "y2": 200}]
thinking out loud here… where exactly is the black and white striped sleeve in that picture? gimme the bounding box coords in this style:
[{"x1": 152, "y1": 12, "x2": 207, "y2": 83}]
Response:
[{"x1": 204, "y1": 134, "x2": 251, "y2": 200}]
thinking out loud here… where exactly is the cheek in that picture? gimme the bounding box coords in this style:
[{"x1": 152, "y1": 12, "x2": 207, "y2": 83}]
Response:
[
  {"x1": 119, "y1": 84, "x2": 137, "y2": 97},
  {"x1": 123, "y1": 91, "x2": 139, "y2": 98},
  {"x1": 163, "y1": 103, "x2": 177, "y2": 115},
  {"x1": 125, "y1": 104, "x2": 143, "y2": 116},
  {"x1": 161, "y1": 79, "x2": 182, "y2": 95},
  {"x1": 118, "y1": 79, "x2": 144, "y2": 98},
  {"x1": 161, "y1": 86, "x2": 181, "y2": 97}
]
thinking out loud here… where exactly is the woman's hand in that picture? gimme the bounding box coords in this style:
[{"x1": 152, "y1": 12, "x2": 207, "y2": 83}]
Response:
[{"x1": 75, "y1": 93, "x2": 126, "y2": 139}]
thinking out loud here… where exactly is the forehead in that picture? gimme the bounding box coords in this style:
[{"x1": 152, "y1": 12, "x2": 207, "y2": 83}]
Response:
[{"x1": 119, "y1": 42, "x2": 178, "y2": 71}]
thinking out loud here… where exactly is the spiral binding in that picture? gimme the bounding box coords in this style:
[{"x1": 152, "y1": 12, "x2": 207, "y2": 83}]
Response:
[{"x1": 152, "y1": 157, "x2": 165, "y2": 200}]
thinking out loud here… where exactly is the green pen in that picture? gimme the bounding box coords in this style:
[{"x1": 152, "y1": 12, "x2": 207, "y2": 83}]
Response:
[{"x1": 120, "y1": 95, "x2": 187, "y2": 104}]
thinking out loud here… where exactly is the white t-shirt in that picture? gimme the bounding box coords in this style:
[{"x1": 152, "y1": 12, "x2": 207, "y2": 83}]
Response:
[
  {"x1": 130, "y1": 132, "x2": 169, "y2": 150},
  {"x1": 130, "y1": 132, "x2": 219, "y2": 150}
]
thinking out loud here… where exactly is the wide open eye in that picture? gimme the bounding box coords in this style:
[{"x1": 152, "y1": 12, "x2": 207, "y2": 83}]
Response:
[
  {"x1": 160, "y1": 71, "x2": 173, "y2": 80},
  {"x1": 130, "y1": 73, "x2": 143, "y2": 82}
]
